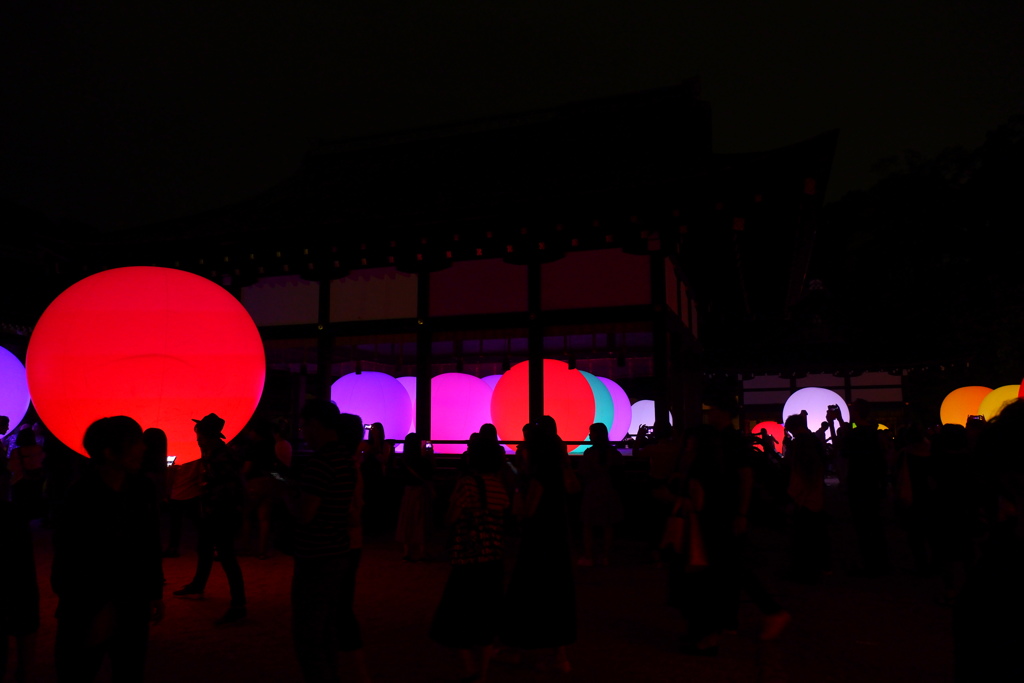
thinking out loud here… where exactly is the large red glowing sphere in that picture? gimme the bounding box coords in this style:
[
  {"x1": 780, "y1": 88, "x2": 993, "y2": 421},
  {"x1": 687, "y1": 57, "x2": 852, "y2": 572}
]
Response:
[
  {"x1": 27, "y1": 267, "x2": 265, "y2": 462},
  {"x1": 490, "y1": 360, "x2": 595, "y2": 444},
  {"x1": 751, "y1": 422, "x2": 785, "y2": 454}
]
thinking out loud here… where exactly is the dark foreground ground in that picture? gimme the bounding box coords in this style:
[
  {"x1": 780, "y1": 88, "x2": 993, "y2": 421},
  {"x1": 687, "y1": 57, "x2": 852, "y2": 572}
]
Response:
[{"x1": 19, "y1": 488, "x2": 952, "y2": 683}]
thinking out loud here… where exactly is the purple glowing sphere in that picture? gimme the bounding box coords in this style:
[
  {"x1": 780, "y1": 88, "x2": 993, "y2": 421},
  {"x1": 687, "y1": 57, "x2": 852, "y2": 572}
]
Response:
[
  {"x1": 0, "y1": 346, "x2": 31, "y2": 432},
  {"x1": 330, "y1": 372, "x2": 413, "y2": 441}
]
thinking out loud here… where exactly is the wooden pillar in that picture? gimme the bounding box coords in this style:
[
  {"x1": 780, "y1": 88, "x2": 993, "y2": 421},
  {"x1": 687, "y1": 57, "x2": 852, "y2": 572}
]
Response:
[
  {"x1": 650, "y1": 254, "x2": 670, "y2": 429},
  {"x1": 315, "y1": 275, "x2": 332, "y2": 400},
  {"x1": 415, "y1": 272, "x2": 432, "y2": 439},
  {"x1": 527, "y1": 260, "x2": 544, "y2": 423}
]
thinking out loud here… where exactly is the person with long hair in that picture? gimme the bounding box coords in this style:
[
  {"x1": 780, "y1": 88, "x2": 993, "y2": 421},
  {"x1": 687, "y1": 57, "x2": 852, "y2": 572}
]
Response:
[{"x1": 578, "y1": 423, "x2": 624, "y2": 566}]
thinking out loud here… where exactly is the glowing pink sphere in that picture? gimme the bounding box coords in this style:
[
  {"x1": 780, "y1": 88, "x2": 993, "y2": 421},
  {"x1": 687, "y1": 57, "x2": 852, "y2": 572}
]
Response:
[
  {"x1": 481, "y1": 375, "x2": 503, "y2": 391},
  {"x1": 598, "y1": 376, "x2": 632, "y2": 443},
  {"x1": 331, "y1": 372, "x2": 412, "y2": 441},
  {"x1": 0, "y1": 346, "x2": 31, "y2": 431},
  {"x1": 490, "y1": 360, "x2": 595, "y2": 444},
  {"x1": 27, "y1": 267, "x2": 265, "y2": 462},
  {"x1": 396, "y1": 376, "x2": 418, "y2": 436},
  {"x1": 431, "y1": 373, "x2": 494, "y2": 454},
  {"x1": 752, "y1": 421, "x2": 785, "y2": 454}
]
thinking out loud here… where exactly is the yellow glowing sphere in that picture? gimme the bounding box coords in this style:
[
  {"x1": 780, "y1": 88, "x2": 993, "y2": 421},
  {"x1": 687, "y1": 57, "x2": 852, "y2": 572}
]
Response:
[
  {"x1": 940, "y1": 386, "x2": 993, "y2": 427},
  {"x1": 978, "y1": 385, "x2": 1020, "y2": 422}
]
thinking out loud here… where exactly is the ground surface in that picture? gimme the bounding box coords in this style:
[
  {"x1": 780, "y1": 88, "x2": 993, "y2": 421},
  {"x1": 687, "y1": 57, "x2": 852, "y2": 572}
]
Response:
[{"x1": 16, "y1": 488, "x2": 952, "y2": 683}]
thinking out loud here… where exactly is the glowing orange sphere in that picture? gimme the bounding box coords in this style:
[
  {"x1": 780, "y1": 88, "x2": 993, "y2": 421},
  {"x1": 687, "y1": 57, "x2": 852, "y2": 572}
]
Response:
[
  {"x1": 490, "y1": 360, "x2": 595, "y2": 444},
  {"x1": 27, "y1": 267, "x2": 265, "y2": 462},
  {"x1": 939, "y1": 386, "x2": 992, "y2": 426}
]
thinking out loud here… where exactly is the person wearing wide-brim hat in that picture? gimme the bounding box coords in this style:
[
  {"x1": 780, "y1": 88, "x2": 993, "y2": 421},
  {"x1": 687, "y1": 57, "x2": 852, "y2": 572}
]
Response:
[{"x1": 173, "y1": 413, "x2": 248, "y2": 625}]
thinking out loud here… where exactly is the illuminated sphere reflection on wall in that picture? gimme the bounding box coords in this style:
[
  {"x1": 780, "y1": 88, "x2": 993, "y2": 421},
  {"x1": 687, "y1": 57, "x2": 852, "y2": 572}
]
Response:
[
  {"x1": 782, "y1": 388, "x2": 848, "y2": 434},
  {"x1": 0, "y1": 346, "x2": 31, "y2": 431},
  {"x1": 27, "y1": 267, "x2": 265, "y2": 462},
  {"x1": 331, "y1": 372, "x2": 412, "y2": 442},
  {"x1": 431, "y1": 373, "x2": 494, "y2": 454},
  {"x1": 490, "y1": 360, "x2": 595, "y2": 445},
  {"x1": 977, "y1": 385, "x2": 1020, "y2": 422}
]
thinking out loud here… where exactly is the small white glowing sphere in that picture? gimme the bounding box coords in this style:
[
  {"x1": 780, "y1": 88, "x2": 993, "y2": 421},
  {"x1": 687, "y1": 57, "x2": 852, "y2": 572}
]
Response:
[{"x1": 628, "y1": 400, "x2": 673, "y2": 436}]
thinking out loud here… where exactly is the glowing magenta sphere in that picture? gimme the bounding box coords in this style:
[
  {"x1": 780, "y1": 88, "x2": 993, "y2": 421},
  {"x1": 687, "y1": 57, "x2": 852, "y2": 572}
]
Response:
[
  {"x1": 431, "y1": 373, "x2": 494, "y2": 454},
  {"x1": 940, "y1": 386, "x2": 992, "y2": 426},
  {"x1": 27, "y1": 267, "x2": 265, "y2": 462},
  {"x1": 0, "y1": 346, "x2": 31, "y2": 431},
  {"x1": 978, "y1": 385, "x2": 1020, "y2": 422},
  {"x1": 598, "y1": 376, "x2": 632, "y2": 443},
  {"x1": 331, "y1": 372, "x2": 412, "y2": 441},
  {"x1": 752, "y1": 421, "x2": 785, "y2": 454},
  {"x1": 783, "y1": 388, "x2": 849, "y2": 434},
  {"x1": 490, "y1": 360, "x2": 595, "y2": 444},
  {"x1": 628, "y1": 400, "x2": 673, "y2": 436},
  {"x1": 396, "y1": 376, "x2": 418, "y2": 436}
]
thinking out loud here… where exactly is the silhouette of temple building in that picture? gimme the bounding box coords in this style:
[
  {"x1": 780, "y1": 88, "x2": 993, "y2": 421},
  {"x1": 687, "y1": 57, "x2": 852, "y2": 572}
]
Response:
[{"x1": 1, "y1": 81, "x2": 840, "y2": 436}]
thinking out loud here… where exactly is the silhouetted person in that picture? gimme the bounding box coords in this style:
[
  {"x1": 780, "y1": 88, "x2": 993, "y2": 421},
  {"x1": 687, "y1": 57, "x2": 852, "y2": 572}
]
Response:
[
  {"x1": 640, "y1": 422, "x2": 684, "y2": 564},
  {"x1": 785, "y1": 411, "x2": 829, "y2": 583},
  {"x1": 578, "y1": 422, "x2": 624, "y2": 566},
  {"x1": 163, "y1": 456, "x2": 202, "y2": 558},
  {"x1": 52, "y1": 416, "x2": 163, "y2": 683},
  {"x1": 1, "y1": 498, "x2": 39, "y2": 683},
  {"x1": 837, "y1": 399, "x2": 892, "y2": 576},
  {"x1": 667, "y1": 425, "x2": 727, "y2": 655},
  {"x1": 357, "y1": 422, "x2": 389, "y2": 536},
  {"x1": 930, "y1": 424, "x2": 974, "y2": 604},
  {"x1": 953, "y1": 400, "x2": 1024, "y2": 682},
  {"x1": 430, "y1": 429, "x2": 510, "y2": 682},
  {"x1": 704, "y1": 392, "x2": 790, "y2": 641},
  {"x1": 0, "y1": 415, "x2": 10, "y2": 501},
  {"x1": 141, "y1": 428, "x2": 168, "y2": 506},
  {"x1": 395, "y1": 432, "x2": 434, "y2": 561},
  {"x1": 273, "y1": 419, "x2": 293, "y2": 471},
  {"x1": 173, "y1": 413, "x2": 247, "y2": 625},
  {"x1": 240, "y1": 418, "x2": 279, "y2": 559},
  {"x1": 500, "y1": 415, "x2": 578, "y2": 672},
  {"x1": 288, "y1": 401, "x2": 368, "y2": 683},
  {"x1": 8, "y1": 428, "x2": 44, "y2": 518}
]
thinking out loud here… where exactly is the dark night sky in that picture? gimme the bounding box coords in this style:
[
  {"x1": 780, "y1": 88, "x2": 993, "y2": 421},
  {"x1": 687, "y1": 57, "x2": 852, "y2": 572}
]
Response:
[{"x1": 2, "y1": 1, "x2": 1022, "y2": 229}]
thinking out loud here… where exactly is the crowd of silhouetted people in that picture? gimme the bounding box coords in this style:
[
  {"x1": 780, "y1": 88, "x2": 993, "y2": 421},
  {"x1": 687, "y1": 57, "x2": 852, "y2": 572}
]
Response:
[{"x1": 2, "y1": 390, "x2": 1023, "y2": 682}]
